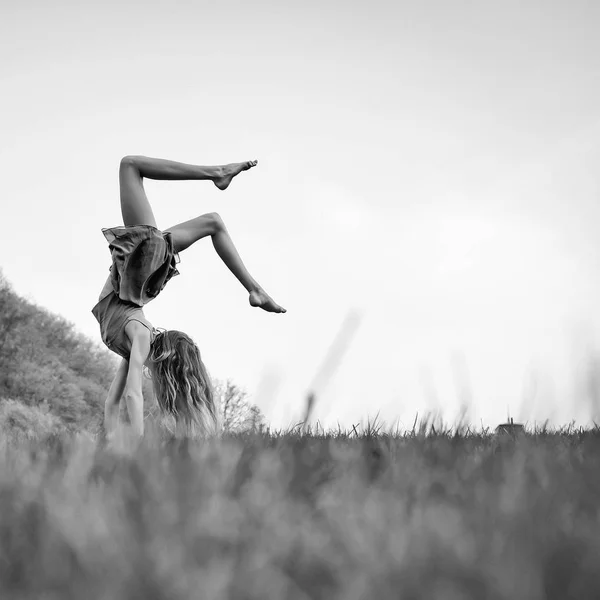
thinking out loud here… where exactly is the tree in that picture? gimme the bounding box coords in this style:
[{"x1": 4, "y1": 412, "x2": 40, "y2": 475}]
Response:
[
  {"x1": 0, "y1": 273, "x2": 28, "y2": 367},
  {"x1": 214, "y1": 380, "x2": 267, "y2": 433},
  {"x1": 0, "y1": 268, "x2": 112, "y2": 431}
]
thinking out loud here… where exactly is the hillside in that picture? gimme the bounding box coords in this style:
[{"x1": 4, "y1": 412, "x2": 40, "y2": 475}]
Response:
[{"x1": 0, "y1": 271, "x2": 118, "y2": 434}]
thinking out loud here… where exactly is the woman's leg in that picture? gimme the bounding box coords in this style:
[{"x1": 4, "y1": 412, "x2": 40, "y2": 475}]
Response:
[
  {"x1": 119, "y1": 155, "x2": 258, "y2": 227},
  {"x1": 165, "y1": 212, "x2": 286, "y2": 313}
]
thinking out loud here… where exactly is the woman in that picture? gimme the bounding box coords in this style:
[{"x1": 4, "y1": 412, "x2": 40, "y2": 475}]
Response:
[{"x1": 92, "y1": 155, "x2": 286, "y2": 439}]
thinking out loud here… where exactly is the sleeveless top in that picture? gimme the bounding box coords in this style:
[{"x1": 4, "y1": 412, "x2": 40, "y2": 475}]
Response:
[{"x1": 91, "y1": 225, "x2": 180, "y2": 359}]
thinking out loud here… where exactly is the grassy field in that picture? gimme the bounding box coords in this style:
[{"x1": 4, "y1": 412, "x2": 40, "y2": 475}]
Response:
[{"x1": 1, "y1": 419, "x2": 600, "y2": 600}]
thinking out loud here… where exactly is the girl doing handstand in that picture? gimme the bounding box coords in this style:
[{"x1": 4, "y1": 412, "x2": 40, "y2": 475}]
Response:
[{"x1": 92, "y1": 156, "x2": 285, "y2": 438}]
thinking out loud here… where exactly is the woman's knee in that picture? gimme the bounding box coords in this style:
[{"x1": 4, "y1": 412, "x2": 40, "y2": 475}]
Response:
[
  {"x1": 120, "y1": 155, "x2": 138, "y2": 171},
  {"x1": 206, "y1": 212, "x2": 225, "y2": 233}
]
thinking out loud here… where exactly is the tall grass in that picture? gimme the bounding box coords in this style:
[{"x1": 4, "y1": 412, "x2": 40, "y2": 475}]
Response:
[{"x1": 0, "y1": 419, "x2": 599, "y2": 599}]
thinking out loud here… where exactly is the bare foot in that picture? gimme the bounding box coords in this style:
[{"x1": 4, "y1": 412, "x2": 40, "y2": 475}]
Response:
[
  {"x1": 213, "y1": 160, "x2": 258, "y2": 191},
  {"x1": 249, "y1": 289, "x2": 286, "y2": 313}
]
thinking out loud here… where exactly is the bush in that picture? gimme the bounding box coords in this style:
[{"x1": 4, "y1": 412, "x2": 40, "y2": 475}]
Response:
[{"x1": 0, "y1": 399, "x2": 66, "y2": 439}]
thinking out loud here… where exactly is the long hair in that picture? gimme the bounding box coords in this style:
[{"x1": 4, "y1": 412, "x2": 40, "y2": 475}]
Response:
[{"x1": 147, "y1": 330, "x2": 219, "y2": 437}]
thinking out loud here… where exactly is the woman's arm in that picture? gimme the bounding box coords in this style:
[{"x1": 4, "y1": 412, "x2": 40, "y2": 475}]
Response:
[
  {"x1": 104, "y1": 358, "x2": 129, "y2": 438},
  {"x1": 124, "y1": 322, "x2": 152, "y2": 437}
]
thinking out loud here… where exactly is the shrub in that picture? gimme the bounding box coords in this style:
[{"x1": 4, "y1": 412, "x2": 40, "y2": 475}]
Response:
[{"x1": 0, "y1": 398, "x2": 66, "y2": 439}]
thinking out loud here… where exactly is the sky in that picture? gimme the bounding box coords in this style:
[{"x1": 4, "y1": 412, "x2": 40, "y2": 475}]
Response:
[{"x1": 2, "y1": 0, "x2": 600, "y2": 430}]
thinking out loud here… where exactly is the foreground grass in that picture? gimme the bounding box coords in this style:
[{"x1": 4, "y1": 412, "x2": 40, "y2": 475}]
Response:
[{"x1": 1, "y1": 423, "x2": 600, "y2": 600}]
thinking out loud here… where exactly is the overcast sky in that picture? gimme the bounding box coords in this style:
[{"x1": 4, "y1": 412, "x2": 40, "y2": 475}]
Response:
[{"x1": 2, "y1": 0, "x2": 600, "y2": 430}]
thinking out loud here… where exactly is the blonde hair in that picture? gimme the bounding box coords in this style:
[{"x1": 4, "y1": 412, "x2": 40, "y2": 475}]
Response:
[{"x1": 147, "y1": 330, "x2": 219, "y2": 437}]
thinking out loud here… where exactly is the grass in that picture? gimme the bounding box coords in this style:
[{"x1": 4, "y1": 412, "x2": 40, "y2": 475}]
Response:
[{"x1": 1, "y1": 418, "x2": 600, "y2": 600}]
